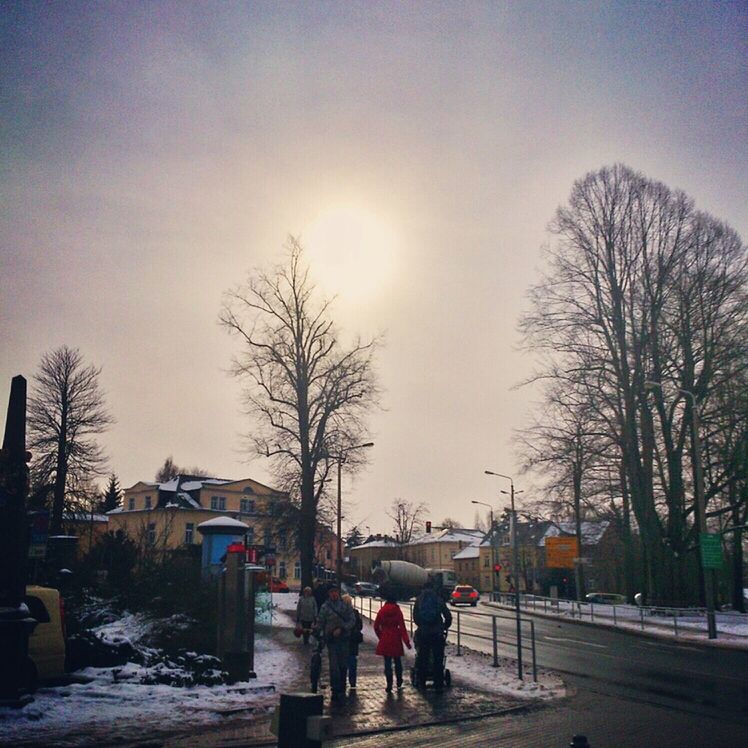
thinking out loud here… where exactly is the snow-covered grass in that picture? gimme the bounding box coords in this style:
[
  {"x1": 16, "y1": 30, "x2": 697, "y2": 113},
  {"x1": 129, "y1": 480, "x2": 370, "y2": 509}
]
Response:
[{"x1": 0, "y1": 606, "x2": 299, "y2": 746}]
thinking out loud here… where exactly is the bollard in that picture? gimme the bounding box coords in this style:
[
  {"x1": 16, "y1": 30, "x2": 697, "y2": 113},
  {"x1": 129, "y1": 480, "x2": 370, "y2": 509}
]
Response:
[
  {"x1": 492, "y1": 616, "x2": 499, "y2": 668},
  {"x1": 570, "y1": 736, "x2": 590, "y2": 748},
  {"x1": 456, "y1": 611, "x2": 462, "y2": 656},
  {"x1": 276, "y1": 692, "x2": 324, "y2": 747}
]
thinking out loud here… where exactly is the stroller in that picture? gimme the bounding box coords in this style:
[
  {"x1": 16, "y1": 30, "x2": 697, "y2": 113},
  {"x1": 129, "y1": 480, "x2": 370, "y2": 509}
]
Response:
[{"x1": 410, "y1": 629, "x2": 452, "y2": 689}]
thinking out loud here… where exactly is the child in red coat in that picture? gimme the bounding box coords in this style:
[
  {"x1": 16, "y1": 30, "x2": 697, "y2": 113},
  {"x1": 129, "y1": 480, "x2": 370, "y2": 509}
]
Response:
[{"x1": 374, "y1": 590, "x2": 412, "y2": 692}]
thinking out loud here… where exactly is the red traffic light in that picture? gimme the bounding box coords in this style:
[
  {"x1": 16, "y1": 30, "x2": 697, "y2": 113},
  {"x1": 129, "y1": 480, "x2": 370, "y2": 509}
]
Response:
[
  {"x1": 425, "y1": 521, "x2": 432, "y2": 533},
  {"x1": 493, "y1": 563, "x2": 502, "y2": 572}
]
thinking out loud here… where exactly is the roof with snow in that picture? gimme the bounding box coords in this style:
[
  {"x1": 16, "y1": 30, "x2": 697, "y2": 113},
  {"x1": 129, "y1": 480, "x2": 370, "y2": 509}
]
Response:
[
  {"x1": 541, "y1": 521, "x2": 610, "y2": 546},
  {"x1": 350, "y1": 537, "x2": 400, "y2": 550},
  {"x1": 409, "y1": 528, "x2": 484, "y2": 546},
  {"x1": 63, "y1": 512, "x2": 109, "y2": 523},
  {"x1": 453, "y1": 545, "x2": 480, "y2": 560},
  {"x1": 197, "y1": 516, "x2": 249, "y2": 530}
]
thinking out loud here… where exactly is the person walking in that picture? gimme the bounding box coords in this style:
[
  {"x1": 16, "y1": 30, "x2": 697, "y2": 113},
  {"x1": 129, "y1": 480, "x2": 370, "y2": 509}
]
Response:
[
  {"x1": 342, "y1": 593, "x2": 364, "y2": 692},
  {"x1": 413, "y1": 580, "x2": 452, "y2": 691},
  {"x1": 316, "y1": 584, "x2": 355, "y2": 701},
  {"x1": 296, "y1": 586, "x2": 318, "y2": 645},
  {"x1": 373, "y1": 591, "x2": 411, "y2": 693}
]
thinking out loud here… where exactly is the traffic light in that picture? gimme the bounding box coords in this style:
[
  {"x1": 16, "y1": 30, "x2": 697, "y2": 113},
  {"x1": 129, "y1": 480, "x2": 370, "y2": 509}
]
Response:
[
  {"x1": 425, "y1": 521, "x2": 432, "y2": 533},
  {"x1": 493, "y1": 563, "x2": 502, "y2": 573}
]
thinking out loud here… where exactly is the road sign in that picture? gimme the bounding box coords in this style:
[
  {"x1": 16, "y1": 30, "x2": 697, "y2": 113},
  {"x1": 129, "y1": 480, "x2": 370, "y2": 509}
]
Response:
[
  {"x1": 546, "y1": 536, "x2": 579, "y2": 569},
  {"x1": 700, "y1": 533, "x2": 723, "y2": 569}
]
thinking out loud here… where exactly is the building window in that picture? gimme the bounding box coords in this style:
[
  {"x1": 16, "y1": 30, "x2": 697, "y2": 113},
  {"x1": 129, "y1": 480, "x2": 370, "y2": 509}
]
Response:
[
  {"x1": 128, "y1": 497, "x2": 135, "y2": 511},
  {"x1": 185, "y1": 523, "x2": 194, "y2": 545},
  {"x1": 264, "y1": 529, "x2": 272, "y2": 548},
  {"x1": 147, "y1": 523, "x2": 156, "y2": 545},
  {"x1": 483, "y1": 556, "x2": 489, "y2": 568},
  {"x1": 246, "y1": 526, "x2": 255, "y2": 545},
  {"x1": 294, "y1": 561, "x2": 301, "y2": 579},
  {"x1": 242, "y1": 485, "x2": 255, "y2": 494},
  {"x1": 279, "y1": 561, "x2": 286, "y2": 579},
  {"x1": 240, "y1": 498, "x2": 255, "y2": 514},
  {"x1": 278, "y1": 529, "x2": 287, "y2": 549},
  {"x1": 211, "y1": 496, "x2": 226, "y2": 511},
  {"x1": 145, "y1": 496, "x2": 152, "y2": 510}
]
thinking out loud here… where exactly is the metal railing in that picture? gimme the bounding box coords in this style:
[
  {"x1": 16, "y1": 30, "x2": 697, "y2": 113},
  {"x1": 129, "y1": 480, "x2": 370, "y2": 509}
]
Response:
[
  {"x1": 491, "y1": 592, "x2": 748, "y2": 639},
  {"x1": 354, "y1": 595, "x2": 537, "y2": 682}
]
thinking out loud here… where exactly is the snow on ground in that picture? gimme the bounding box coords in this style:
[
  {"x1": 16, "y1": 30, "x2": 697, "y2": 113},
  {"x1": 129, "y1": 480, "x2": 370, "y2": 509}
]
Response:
[{"x1": 0, "y1": 609, "x2": 299, "y2": 747}]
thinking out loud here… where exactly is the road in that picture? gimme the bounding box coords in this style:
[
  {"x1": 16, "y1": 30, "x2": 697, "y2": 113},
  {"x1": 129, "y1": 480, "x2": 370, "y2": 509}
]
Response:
[{"x1": 383, "y1": 599, "x2": 748, "y2": 729}]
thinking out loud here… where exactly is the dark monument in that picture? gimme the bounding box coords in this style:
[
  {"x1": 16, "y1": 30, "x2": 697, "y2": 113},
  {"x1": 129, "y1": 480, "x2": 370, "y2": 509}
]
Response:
[{"x1": 0, "y1": 376, "x2": 36, "y2": 705}]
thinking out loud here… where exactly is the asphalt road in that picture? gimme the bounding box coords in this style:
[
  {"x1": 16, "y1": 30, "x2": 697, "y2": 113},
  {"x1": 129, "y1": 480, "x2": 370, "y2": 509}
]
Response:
[{"x1": 435, "y1": 602, "x2": 748, "y2": 726}]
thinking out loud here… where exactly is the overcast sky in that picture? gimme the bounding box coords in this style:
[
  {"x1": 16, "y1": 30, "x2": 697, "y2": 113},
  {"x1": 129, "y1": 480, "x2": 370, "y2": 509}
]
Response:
[{"x1": 2, "y1": 1, "x2": 746, "y2": 533}]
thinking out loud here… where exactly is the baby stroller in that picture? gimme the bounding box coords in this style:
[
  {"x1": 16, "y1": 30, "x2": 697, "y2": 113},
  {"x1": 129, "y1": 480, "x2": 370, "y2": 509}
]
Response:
[{"x1": 410, "y1": 630, "x2": 452, "y2": 688}]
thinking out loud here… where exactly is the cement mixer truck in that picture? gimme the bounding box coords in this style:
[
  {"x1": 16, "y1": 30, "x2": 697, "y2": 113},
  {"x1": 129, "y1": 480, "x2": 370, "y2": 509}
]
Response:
[{"x1": 371, "y1": 560, "x2": 457, "y2": 601}]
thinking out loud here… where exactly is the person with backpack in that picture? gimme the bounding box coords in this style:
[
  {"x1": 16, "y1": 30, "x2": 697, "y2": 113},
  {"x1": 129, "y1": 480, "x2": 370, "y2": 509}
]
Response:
[
  {"x1": 373, "y1": 590, "x2": 411, "y2": 692},
  {"x1": 413, "y1": 579, "x2": 452, "y2": 691}
]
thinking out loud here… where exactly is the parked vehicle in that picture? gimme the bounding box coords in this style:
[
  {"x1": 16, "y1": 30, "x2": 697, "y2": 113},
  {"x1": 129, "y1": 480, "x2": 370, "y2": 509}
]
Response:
[
  {"x1": 450, "y1": 585, "x2": 480, "y2": 606},
  {"x1": 585, "y1": 592, "x2": 626, "y2": 605},
  {"x1": 25, "y1": 585, "x2": 66, "y2": 690},
  {"x1": 355, "y1": 582, "x2": 379, "y2": 597},
  {"x1": 270, "y1": 577, "x2": 290, "y2": 593}
]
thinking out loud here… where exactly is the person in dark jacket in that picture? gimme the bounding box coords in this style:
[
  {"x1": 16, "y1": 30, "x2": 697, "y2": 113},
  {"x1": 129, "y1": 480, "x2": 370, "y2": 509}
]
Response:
[
  {"x1": 296, "y1": 587, "x2": 318, "y2": 644},
  {"x1": 374, "y1": 591, "x2": 411, "y2": 692},
  {"x1": 342, "y1": 594, "x2": 363, "y2": 691},
  {"x1": 316, "y1": 584, "x2": 355, "y2": 701},
  {"x1": 413, "y1": 580, "x2": 452, "y2": 691}
]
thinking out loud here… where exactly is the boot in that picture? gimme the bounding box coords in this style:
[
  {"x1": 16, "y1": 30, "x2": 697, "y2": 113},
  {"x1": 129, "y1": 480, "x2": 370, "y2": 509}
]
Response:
[{"x1": 385, "y1": 675, "x2": 393, "y2": 693}]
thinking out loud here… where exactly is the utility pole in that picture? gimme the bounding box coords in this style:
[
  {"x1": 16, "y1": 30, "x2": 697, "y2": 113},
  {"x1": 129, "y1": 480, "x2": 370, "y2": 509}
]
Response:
[{"x1": 472, "y1": 500, "x2": 496, "y2": 599}]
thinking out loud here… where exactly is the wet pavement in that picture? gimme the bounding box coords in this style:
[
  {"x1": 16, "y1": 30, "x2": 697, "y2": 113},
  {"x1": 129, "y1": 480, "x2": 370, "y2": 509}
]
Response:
[{"x1": 159, "y1": 618, "x2": 535, "y2": 747}]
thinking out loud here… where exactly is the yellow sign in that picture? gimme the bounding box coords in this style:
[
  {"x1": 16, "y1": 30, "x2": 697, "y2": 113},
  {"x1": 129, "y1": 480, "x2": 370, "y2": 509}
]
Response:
[{"x1": 546, "y1": 536, "x2": 579, "y2": 569}]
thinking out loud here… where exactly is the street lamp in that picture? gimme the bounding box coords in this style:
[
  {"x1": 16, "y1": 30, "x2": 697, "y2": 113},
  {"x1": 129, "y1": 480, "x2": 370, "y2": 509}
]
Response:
[
  {"x1": 485, "y1": 470, "x2": 523, "y2": 679},
  {"x1": 471, "y1": 500, "x2": 497, "y2": 599},
  {"x1": 644, "y1": 381, "x2": 717, "y2": 639},
  {"x1": 324, "y1": 442, "x2": 374, "y2": 582}
]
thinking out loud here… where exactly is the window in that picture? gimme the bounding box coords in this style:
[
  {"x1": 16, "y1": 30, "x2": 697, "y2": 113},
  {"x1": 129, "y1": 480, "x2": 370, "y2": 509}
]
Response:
[
  {"x1": 147, "y1": 523, "x2": 156, "y2": 545},
  {"x1": 483, "y1": 555, "x2": 489, "y2": 568},
  {"x1": 145, "y1": 496, "x2": 152, "y2": 510},
  {"x1": 211, "y1": 496, "x2": 226, "y2": 511},
  {"x1": 278, "y1": 530, "x2": 287, "y2": 549},
  {"x1": 128, "y1": 497, "x2": 135, "y2": 511},
  {"x1": 294, "y1": 561, "x2": 301, "y2": 580},
  {"x1": 240, "y1": 498, "x2": 255, "y2": 514},
  {"x1": 279, "y1": 561, "x2": 286, "y2": 579},
  {"x1": 185, "y1": 523, "x2": 194, "y2": 545},
  {"x1": 263, "y1": 529, "x2": 272, "y2": 548},
  {"x1": 246, "y1": 526, "x2": 255, "y2": 545},
  {"x1": 242, "y1": 485, "x2": 255, "y2": 494}
]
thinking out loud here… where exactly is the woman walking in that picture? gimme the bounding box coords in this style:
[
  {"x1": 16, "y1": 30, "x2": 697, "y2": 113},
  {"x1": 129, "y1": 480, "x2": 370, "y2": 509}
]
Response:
[
  {"x1": 342, "y1": 594, "x2": 364, "y2": 692},
  {"x1": 296, "y1": 586, "x2": 318, "y2": 645},
  {"x1": 373, "y1": 591, "x2": 411, "y2": 692}
]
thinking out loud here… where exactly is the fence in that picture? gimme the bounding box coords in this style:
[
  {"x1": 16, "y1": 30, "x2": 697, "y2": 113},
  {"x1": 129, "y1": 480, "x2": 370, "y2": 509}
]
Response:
[
  {"x1": 353, "y1": 595, "x2": 538, "y2": 682},
  {"x1": 492, "y1": 592, "x2": 748, "y2": 639}
]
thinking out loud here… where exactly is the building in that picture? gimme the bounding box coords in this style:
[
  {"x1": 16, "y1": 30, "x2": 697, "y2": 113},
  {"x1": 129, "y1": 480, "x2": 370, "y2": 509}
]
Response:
[
  {"x1": 348, "y1": 535, "x2": 401, "y2": 580},
  {"x1": 404, "y1": 528, "x2": 484, "y2": 570},
  {"x1": 108, "y1": 474, "x2": 336, "y2": 589},
  {"x1": 453, "y1": 545, "x2": 481, "y2": 589}
]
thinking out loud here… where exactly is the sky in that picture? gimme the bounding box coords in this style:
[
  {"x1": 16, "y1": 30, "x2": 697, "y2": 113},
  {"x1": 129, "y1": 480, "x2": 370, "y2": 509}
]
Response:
[{"x1": 1, "y1": 1, "x2": 746, "y2": 534}]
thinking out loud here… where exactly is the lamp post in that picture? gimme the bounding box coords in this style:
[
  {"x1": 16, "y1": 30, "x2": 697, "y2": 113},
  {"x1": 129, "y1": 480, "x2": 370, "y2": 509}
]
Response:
[
  {"x1": 485, "y1": 470, "x2": 523, "y2": 679},
  {"x1": 325, "y1": 442, "x2": 374, "y2": 582},
  {"x1": 644, "y1": 382, "x2": 717, "y2": 639},
  {"x1": 471, "y1": 500, "x2": 496, "y2": 599}
]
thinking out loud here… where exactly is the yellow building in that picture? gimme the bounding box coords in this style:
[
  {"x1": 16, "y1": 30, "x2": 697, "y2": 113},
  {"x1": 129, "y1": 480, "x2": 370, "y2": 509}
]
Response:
[
  {"x1": 108, "y1": 475, "x2": 306, "y2": 587},
  {"x1": 404, "y1": 528, "x2": 484, "y2": 571}
]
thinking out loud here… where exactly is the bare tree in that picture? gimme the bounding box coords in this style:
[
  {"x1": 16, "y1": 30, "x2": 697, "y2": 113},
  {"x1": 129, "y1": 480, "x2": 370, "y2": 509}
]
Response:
[
  {"x1": 387, "y1": 498, "x2": 427, "y2": 548},
  {"x1": 220, "y1": 238, "x2": 380, "y2": 588},
  {"x1": 439, "y1": 517, "x2": 464, "y2": 529},
  {"x1": 154, "y1": 456, "x2": 212, "y2": 482},
  {"x1": 28, "y1": 346, "x2": 114, "y2": 534}
]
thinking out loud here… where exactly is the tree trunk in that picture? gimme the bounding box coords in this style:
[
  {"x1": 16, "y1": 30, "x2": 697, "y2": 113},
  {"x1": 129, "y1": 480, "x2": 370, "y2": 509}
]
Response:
[
  {"x1": 50, "y1": 400, "x2": 67, "y2": 535},
  {"x1": 731, "y1": 499, "x2": 745, "y2": 613}
]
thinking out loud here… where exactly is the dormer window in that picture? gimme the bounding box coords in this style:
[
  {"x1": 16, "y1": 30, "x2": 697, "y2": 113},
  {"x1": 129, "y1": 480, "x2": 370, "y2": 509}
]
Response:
[
  {"x1": 145, "y1": 496, "x2": 152, "y2": 510},
  {"x1": 242, "y1": 486, "x2": 255, "y2": 494},
  {"x1": 211, "y1": 496, "x2": 226, "y2": 511},
  {"x1": 128, "y1": 497, "x2": 135, "y2": 511}
]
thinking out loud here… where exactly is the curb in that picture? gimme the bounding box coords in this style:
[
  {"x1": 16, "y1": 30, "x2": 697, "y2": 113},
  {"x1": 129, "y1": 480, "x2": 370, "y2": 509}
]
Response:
[{"x1": 482, "y1": 601, "x2": 748, "y2": 650}]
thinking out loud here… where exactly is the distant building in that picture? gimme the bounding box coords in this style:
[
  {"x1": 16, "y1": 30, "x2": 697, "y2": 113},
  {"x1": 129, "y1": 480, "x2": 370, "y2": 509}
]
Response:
[
  {"x1": 404, "y1": 528, "x2": 484, "y2": 571},
  {"x1": 453, "y1": 544, "x2": 481, "y2": 589},
  {"x1": 348, "y1": 536, "x2": 400, "y2": 581}
]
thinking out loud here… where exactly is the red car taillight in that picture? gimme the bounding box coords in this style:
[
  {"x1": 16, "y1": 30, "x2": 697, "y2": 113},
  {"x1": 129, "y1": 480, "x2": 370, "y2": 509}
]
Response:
[
  {"x1": 451, "y1": 591, "x2": 459, "y2": 598},
  {"x1": 469, "y1": 591, "x2": 478, "y2": 598},
  {"x1": 59, "y1": 595, "x2": 66, "y2": 639}
]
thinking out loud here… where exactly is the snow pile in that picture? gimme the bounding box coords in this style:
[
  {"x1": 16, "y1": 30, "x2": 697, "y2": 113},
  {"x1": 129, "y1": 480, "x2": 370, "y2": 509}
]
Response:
[{"x1": 0, "y1": 609, "x2": 299, "y2": 746}]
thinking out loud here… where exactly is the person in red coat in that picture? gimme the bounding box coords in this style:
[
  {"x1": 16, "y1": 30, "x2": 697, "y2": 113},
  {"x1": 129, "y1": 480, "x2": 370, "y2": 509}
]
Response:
[{"x1": 373, "y1": 590, "x2": 412, "y2": 692}]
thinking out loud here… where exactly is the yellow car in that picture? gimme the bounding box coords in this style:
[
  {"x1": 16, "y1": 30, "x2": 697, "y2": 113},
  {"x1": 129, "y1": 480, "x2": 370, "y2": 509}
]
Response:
[{"x1": 25, "y1": 585, "x2": 67, "y2": 689}]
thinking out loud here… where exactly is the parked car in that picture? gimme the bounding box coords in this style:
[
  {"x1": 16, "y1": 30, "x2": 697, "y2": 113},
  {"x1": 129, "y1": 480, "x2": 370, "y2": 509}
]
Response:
[
  {"x1": 25, "y1": 585, "x2": 66, "y2": 690},
  {"x1": 270, "y1": 577, "x2": 290, "y2": 593},
  {"x1": 354, "y1": 582, "x2": 378, "y2": 597},
  {"x1": 585, "y1": 592, "x2": 626, "y2": 605},
  {"x1": 450, "y1": 585, "x2": 480, "y2": 606}
]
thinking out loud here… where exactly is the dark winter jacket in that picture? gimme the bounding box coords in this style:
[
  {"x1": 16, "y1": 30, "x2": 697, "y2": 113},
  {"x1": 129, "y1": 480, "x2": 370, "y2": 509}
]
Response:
[
  {"x1": 296, "y1": 595, "x2": 318, "y2": 623},
  {"x1": 374, "y1": 602, "x2": 411, "y2": 657},
  {"x1": 348, "y1": 608, "x2": 364, "y2": 656},
  {"x1": 413, "y1": 588, "x2": 452, "y2": 636},
  {"x1": 317, "y1": 598, "x2": 355, "y2": 642}
]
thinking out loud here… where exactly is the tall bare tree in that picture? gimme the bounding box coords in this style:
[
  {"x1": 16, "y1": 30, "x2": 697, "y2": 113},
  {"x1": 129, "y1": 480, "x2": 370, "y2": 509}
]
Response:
[
  {"x1": 154, "y1": 456, "x2": 212, "y2": 482},
  {"x1": 220, "y1": 238, "x2": 380, "y2": 588},
  {"x1": 28, "y1": 346, "x2": 114, "y2": 534},
  {"x1": 387, "y1": 498, "x2": 427, "y2": 550}
]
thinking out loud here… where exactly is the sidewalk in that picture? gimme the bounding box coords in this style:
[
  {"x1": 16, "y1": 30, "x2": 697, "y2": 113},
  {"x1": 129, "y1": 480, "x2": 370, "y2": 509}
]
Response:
[{"x1": 162, "y1": 598, "x2": 553, "y2": 747}]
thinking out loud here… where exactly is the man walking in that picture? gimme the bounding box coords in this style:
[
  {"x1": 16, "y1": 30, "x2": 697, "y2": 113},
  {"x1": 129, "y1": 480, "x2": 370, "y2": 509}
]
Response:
[
  {"x1": 413, "y1": 579, "x2": 452, "y2": 691},
  {"x1": 316, "y1": 584, "x2": 355, "y2": 701}
]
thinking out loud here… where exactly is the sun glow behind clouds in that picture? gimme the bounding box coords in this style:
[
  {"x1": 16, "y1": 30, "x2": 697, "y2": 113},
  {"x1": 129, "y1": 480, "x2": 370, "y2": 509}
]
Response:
[{"x1": 302, "y1": 204, "x2": 400, "y2": 302}]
